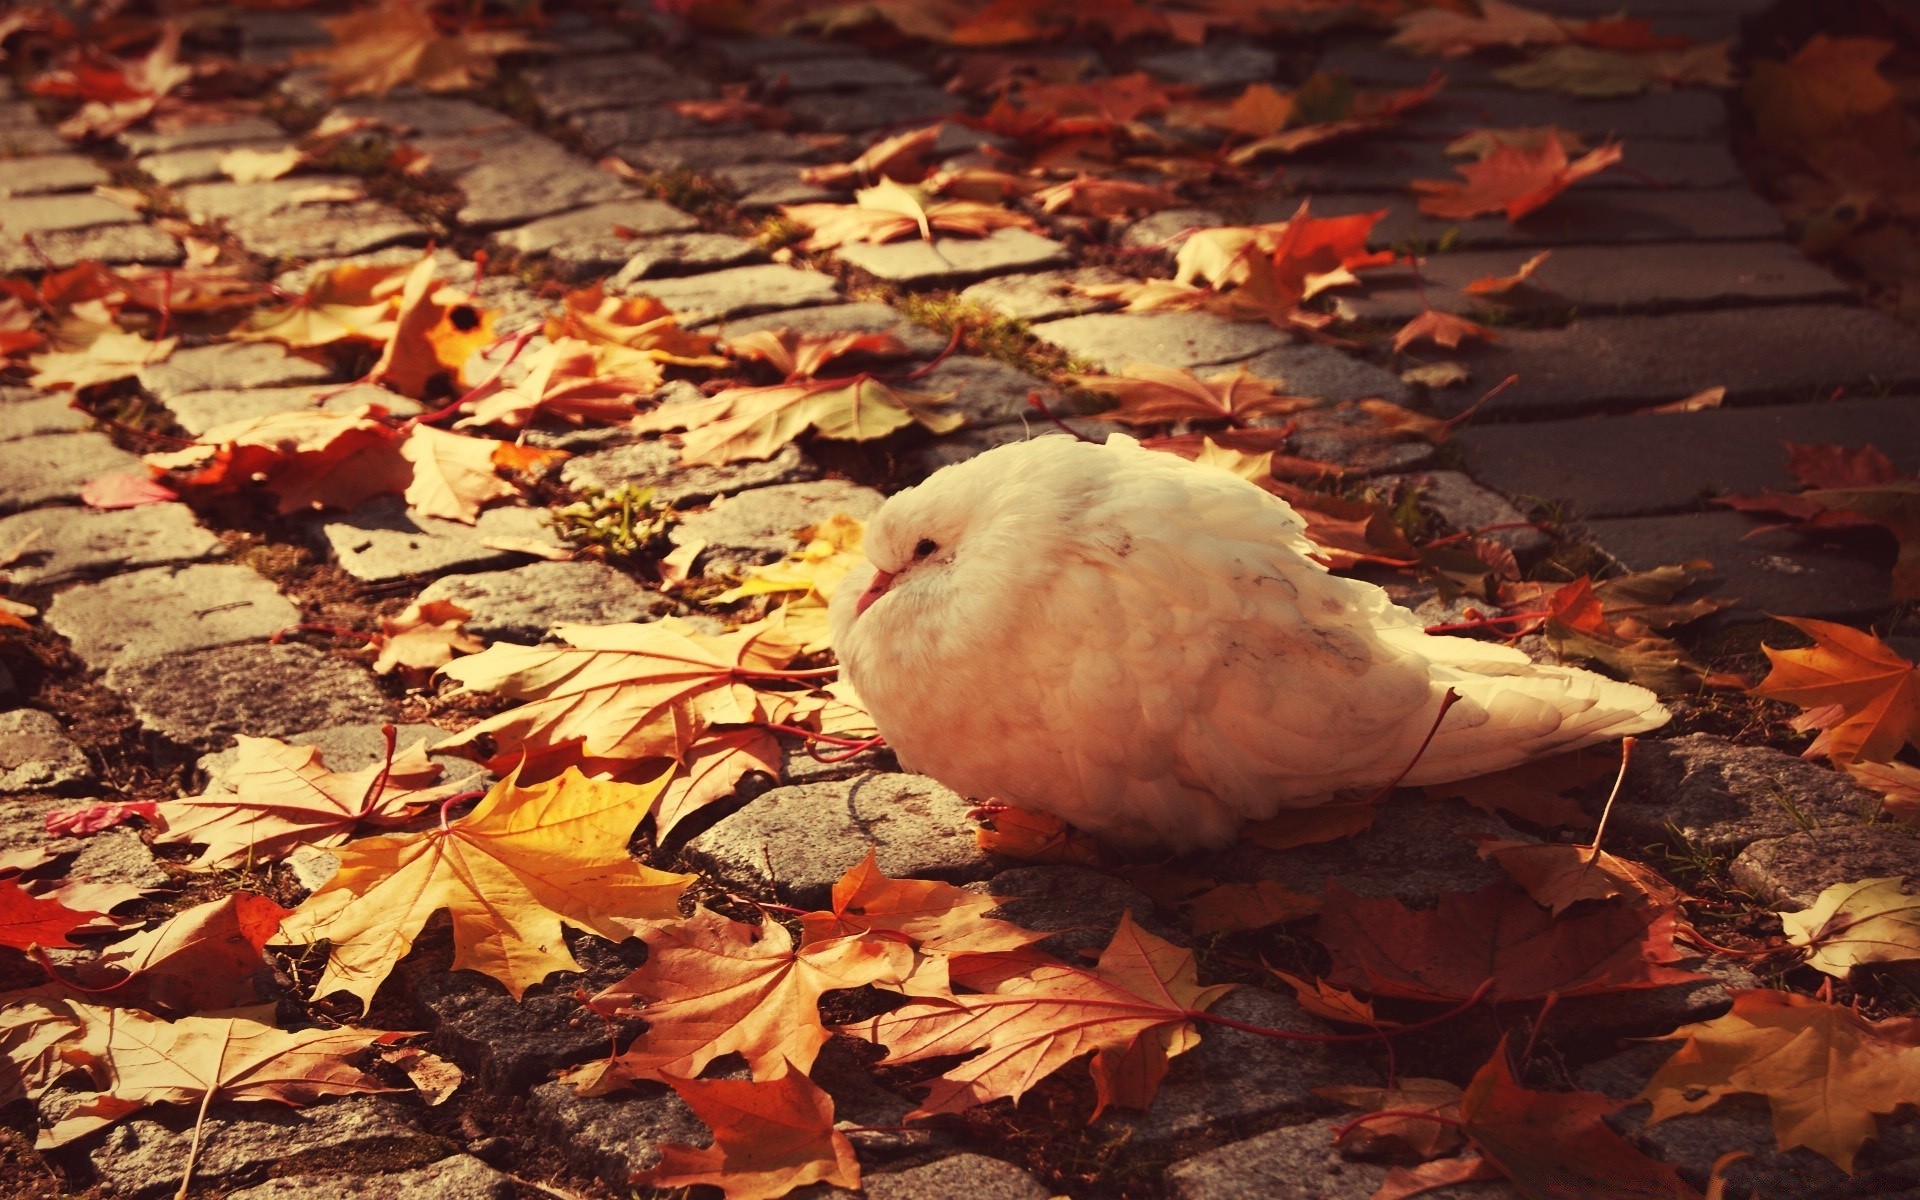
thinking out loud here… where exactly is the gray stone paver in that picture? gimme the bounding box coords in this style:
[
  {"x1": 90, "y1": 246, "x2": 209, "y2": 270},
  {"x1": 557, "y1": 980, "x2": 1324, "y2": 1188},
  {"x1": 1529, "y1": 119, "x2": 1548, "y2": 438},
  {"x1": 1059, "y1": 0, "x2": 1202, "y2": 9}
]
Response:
[
  {"x1": 788, "y1": 86, "x2": 958, "y2": 132},
  {"x1": 0, "y1": 502, "x2": 222, "y2": 586},
  {"x1": 308, "y1": 496, "x2": 566, "y2": 582},
  {"x1": 834, "y1": 228, "x2": 1072, "y2": 286},
  {"x1": 1243, "y1": 342, "x2": 1414, "y2": 404},
  {"x1": 119, "y1": 116, "x2": 287, "y2": 155},
  {"x1": 223, "y1": 1155, "x2": 515, "y2": 1200},
  {"x1": 454, "y1": 143, "x2": 636, "y2": 229},
  {"x1": 136, "y1": 141, "x2": 294, "y2": 186},
  {"x1": 0, "y1": 192, "x2": 140, "y2": 235},
  {"x1": 164, "y1": 383, "x2": 418, "y2": 437},
  {"x1": 561, "y1": 437, "x2": 822, "y2": 506},
  {"x1": 958, "y1": 266, "x2": 1128, "y2": 322},
  {"x1": 1286, "y1": 136, "x2": 1743, "y2": 193},
  {"x1": 0, "y1": 432, "x2": 145, "y2": 513},
  {"x1": 1030, "y1": 310, "x2": 1291, "y2": 370},
  {"x1": 523, "y1": 53, "x2": 712, "y2": 116},
  {"x1": 137, "y1": 341, "x2": 333, "y2": 400},
  {"x1": 1167, "y1": 1117, "x2": 1516, "y2": 1199},
  {"x1": 598, "y1": 232, "x2": 765, "y2": 284},
  {"x1": 416, "y1": 560, "x2": 671, "y2": 643},
  {"x1": 1140, "y1": 43, "x2": 1278, "y2": 87},
  {"x1": 1, "y1": 153, "x2": 109, "y2": 196},
  {"x1": 0, "y1": 709, "x2": 94, "y2": 793},
  {"x1": 0, "y1": 392, "x2": 91, "y2": 441},
  {"x1": 488, "y1": 197, "x2": 699, "y2": 255},
  {"x1": 756, "y1": 56, "x2": 924, "y2": 92},
  {"x1": 104, "y1": 642, "x2": 390, "y2": 746},
  {"x1": 174, "y1": 176, "x2": 429, "y2": 259},
  {"x1": 610, "y1": 129, "x2": 821, "y2": 173},
  {"x1": 668, "y1": 478, "x2": 884, "y2": 576},
  {"x1": 45, "y1": 562, "x2": 300, "y2": 669},
  {"x1": 1730, "y1": 827, "x2": 1920, "y2": 910},
  {"x1": 0, "y1": 222, "x2": 183, "y2": 273},
  {"x1": 712, "y1": 301, "x2": 949, "y2": 356},
  {"x1": 624, "y1": 262, "x2": 842, "y2": 320},
  {"x1": 1401, "y1": 85, "x2": 1730, "y2": 141},
  {"x1": 713, "y1": 161, "x2": 838, "y2": 208}
]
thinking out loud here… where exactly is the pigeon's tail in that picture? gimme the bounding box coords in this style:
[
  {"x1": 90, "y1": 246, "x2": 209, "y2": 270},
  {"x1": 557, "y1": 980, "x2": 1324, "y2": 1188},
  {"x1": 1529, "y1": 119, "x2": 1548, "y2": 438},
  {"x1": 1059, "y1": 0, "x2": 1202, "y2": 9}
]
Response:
[{"x1": 1398, "y1": 663, "x2": 1669, "y2": 786}]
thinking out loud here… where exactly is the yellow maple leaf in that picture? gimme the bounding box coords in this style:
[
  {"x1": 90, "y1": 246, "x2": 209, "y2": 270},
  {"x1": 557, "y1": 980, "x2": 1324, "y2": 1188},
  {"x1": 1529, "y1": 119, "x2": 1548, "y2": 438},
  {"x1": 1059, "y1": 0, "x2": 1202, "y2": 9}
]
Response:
[
  {"x1": 301, "y1": 0, "x2": 538, "y2": 99},
  {"x1": 29, "y1": 329, "x2": 176, "y2": 391},
  {"x1": 1779, "y1": 876, "x2": 1920, "y2": 979},
  {"x1": 634, "y1": 377, "x2": 960, "y2": 467},
  {"x1": 274, "y1": 768, "x2": 694, "y2": 1010},
  {"x1": 399, "y1": 423, "x2": 521, "y2": 524}
]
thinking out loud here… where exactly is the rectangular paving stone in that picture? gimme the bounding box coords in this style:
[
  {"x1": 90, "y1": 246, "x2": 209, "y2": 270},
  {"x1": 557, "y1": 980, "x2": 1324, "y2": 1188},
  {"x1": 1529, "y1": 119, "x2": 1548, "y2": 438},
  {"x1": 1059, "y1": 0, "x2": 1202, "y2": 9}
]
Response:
[
  {"x1": 755, "y1": 56, "x2": 924, "y2": 92},
  {"x1": 45, "y1": 562, "x2": 298, "y2": 669},
  {"x1": 308, "y1": 496, "x2": 565, "y2": 581},
  {"x1": 0, "y1": 222, "x2": 182, "y2": 273},
  {"x1": 1340, "y1": 241, "x2": 1851, "y2": 321},
  {"x1": 488, "y1": 197, "x2": 699, "y2": 255},
  {"x1": 120, "y1": 116, "x2": 287, "y2": 155},
  {"x1": 624, "y1": 263, "x2": 841, "y2": 320},
  {"x1": 1453, "y1": 395, "x2": 1920, "y2": 519},
  {"x1": 610, "y1": 129, "x2": 820, "y2": 173},
  {"x1": 959, "y1": 266, "x2": 1128, "y2": 323},
  {"x1": 570, "y1": 105, "x2": 711, "y2": 152},
  {"x1": 331, "y1": 96, "x2": 518, "y2": 137},
  {"x1": 0, "y1": 192, "x2": 139, "y2": 235},
  {"x1": 787, "y1": 86, "x2": 958, "y2": 132},
  {"x1": 523, "y1": 53, "x2": 711, "y2": 116},
  {"x1": 0, "y1": 503, "x2": 222, "y2": 586},
  {"x1": 709, "y1": 301, "x2": 949, "y2": 357},
  {"x1": 137, "y1": 341, "x2": 333, "y2": 401},
  {"x1": 106, "y1": 642, "x2": 390, "y2": 748},
  {"x1": 165, "y1": 383, "x2": 418, "y2": 438},
  {"x1": 137, "y1": 140, "x2": 292, "y2": 186},
  {"x1": 833, "y1": 228, "x2": 1071, "y2": 286},
  {"x1": 174, "y1": 176, "x2": 429, "y2": 259},
  {"x1": 1291, "y1": 188, "x2": 1786, "y2": 248},
  {"x1": 0, "y1": 432, "x2": 143, "y2": 513},
  {"x1": 1402, "y1": 87, "x2": 1729, "y2": 141},
  {"x1": 699, "y1": 36, "x2": 845, "y2": 66},
  {"x1": 710, "y1": 162, "x2": 836, "y2": 209},
  {"x1": 1582, "y1": 510, "x2": 1897, "y2": 620},
  {"x1": 1029, "y1": 311, "x2": 1291, "y2": 371},
  {"x1": 0, "y1": 124, "x2": 66, "y2": 155},
  {"x1": 1, "y1": 153, "x2": 109, "y2": 196},
  {"x1": 0, "y1": 392, "x2": 90, "y2": 441},
  {"x1": 1435, "y1": 304, "x2": 1920, "y2": 418},
  {"x1": 1285, "y1": 136, "x2": 1742, "y2": 192},
  {"x1": 1140, "y1": 43, "x2": 1277, "y2": 88},
  {"x1": 454, "y1": 142, "x2": 636, "y2": 229},
  {"x1": 1243, "y1": 342, "x2": 1414, "y2": 405},
  {"x1": 597, "y1": 232, "x2": 765, "y2": 284}
]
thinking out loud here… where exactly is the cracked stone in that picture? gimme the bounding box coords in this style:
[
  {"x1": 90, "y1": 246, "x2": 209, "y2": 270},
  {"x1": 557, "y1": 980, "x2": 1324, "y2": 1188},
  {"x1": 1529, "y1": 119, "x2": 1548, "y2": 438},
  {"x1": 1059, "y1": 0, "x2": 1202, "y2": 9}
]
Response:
[
  {"x1": 0, "y1": 391, "x2": 91, "y2": 441},
  {"x1": 563, "y1": 437, "x2": 821, "y2": 506},
  {"x1": 669, "y1": 479, "x2": 884, "y2": 577},
  {"x1": 528, "y1": 1080, "x2": 707, "y2": 1188},
  {"x1": 487, "y1": 197, "x2": 698, "y2": 256},
  {"x1": 1243, "y1": 343, "x2": 1413, "y2": 405},
  {"x1": 712, "y1": 162, "x2": 837, "y2": 209},
  {"x1": 1731, "y1": 827, "x2": 1920, "y2": 910},
  {"x1": 835, "y1": 228, "x2": 1072, "y2": 286},
  {"x1": 611, "y1": 129, "x2": 821, "y2": 173},
  {"x1": 137, "y1": 341, "x2": 333, "y2": 400},
  {"x1": 86, "y1": 1097, "x2": 448, "y2": 1200},
  {"x1": 1591, "y1": 733, "x2": 1887, "y2": 858},
  {"x1": 1031, "y1": 311, "x2": 1290, "y2": 371},
  {"x1": 416, "y1": 561, "x2": 671, "y2": 643},
  {"x1": 308, "y1": 496, "x2": 566, "y2": 583},
  {"x1": 164, "y1": 383, "x2": 416, "y2": 437},
  {"x1": 105, "y1": 642, "x2": 390, "y2": 747},
  {"x1": 710, "y1": 302, "x2": 948, "y2": 357},
  {"x1": 0, "y1": 709, "x2": 94, "y2": 793},
  {"x1": 589, "y1": 232, "x2": 765, "y2": 285},
  {"x1": 788, "y1": 87, "x2": 959, "y2": 132},
  {"x1": 0, "y1": 432, "x2": 144, "y2": 514},
  {"x1": 120, "y1": 116, "x2": 288, "y2": 155},
  {"x1": 0, "y1": 192, "x2": 139, "y2": 235},
  {"x1": 0, "y1": 503, "x2": 222, "y2": 586},
  {"x1": 1139, "y1": 43, "x2": 1278, "y2": 87},
  {"x1": 958, "y1": 266, "x2": 1128, "y2": 322},
  {"x1": 454, "y1": 144, "x2": 636, "y2": 230},
  {"x1": 45, "y1": 562, "x2": 300, "y2": 670},
  {"x1": 684, "y1": 772, "x2": 1000, "y2": 906},
  {"x1": 1166, "y1": 1116, "x2": 1517, "y2": 1200},
  {"x1": 0, "y1": 223, "x2": 181, "y2": 273},
  {"x1": 224, "y1": 1155, "x2": 514, "y2": 1200},
  {"x1": 175, "y1": 176, "x2": 428, "y2": 260},
  {"x1": 136, "y1": 140, "x2": 293, "y2": 187},
  {"x1": 2, "y1": 153, "x2": 110, "y2": 195},
  {"x1": 623, "y1": 263, "x2": 841, "y2": 320}
]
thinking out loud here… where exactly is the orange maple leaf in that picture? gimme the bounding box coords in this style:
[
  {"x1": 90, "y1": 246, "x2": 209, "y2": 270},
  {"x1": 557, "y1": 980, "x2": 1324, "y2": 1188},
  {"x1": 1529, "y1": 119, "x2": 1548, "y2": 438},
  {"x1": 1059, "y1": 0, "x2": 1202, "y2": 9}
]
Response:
[
  {"x1": 1393, "y1": 310, "x2": 1498, "y2": 352},
  {"x1": 1752, "y1": 616, "x2": 1920, "y2": 764},
  {"x1": 1412, "y1": 138, "x2": 1624, "y2": 222},
  {"x1": 643, "y1": 1064, "x2": 861, "y2": 1200}
]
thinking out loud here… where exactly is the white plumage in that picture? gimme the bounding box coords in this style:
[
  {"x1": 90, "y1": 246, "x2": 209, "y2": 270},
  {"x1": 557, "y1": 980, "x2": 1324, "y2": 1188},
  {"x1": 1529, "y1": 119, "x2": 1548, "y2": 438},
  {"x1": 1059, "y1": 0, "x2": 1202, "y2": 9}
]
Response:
[{"x1": 827, "y1": 434, "x2": 1667, "y2": 852}]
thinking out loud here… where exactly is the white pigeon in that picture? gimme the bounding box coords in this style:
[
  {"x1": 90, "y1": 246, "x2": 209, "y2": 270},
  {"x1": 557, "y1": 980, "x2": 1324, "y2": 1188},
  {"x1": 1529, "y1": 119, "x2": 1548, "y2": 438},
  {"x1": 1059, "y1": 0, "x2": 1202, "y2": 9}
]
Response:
[{"x1": 827, "y1": 433, "x2": 1668, "y2": 852}]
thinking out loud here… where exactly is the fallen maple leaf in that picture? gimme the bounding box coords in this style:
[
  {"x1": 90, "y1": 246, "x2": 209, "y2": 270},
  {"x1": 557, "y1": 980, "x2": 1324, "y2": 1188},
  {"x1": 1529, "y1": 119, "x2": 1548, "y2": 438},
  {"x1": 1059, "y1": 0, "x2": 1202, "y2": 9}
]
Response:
[
  {"x1": 398, "y1": 423, "x2": 522, "y2": 523},
  {"x1": 43, "y1": 800, "x2": 158, "y2": 837},
  {"x1": 274, "y1": 768, "x2": 694, "y2": 1009},
  {"x1": 1316, "y1": 881, "x2": 1704, "y2": 1002},
  {"x1": 70, "y1": 892, "x2": 289, "y2": 1013},
  {"x1": 545, "y1": 285, "x2": 725, "y2": 366},
  {"x1": 435, "y1": 617, "x2": 811, "y2": 778},
  {"x1": 1032, "y1": 175, "x2": 1178, "y2": 219},
  {"x1": 1393, "y1": 310, "x2": 1497, "y2": 353},
  {"x1": 643, "y1": 1063, "x2": 861, "y2": 1200},
  {"x1": 1413, "y1": 138, "x2": 1624, "y2": 222},
  {"x1": 635, "y1": 375, "x2": 962, "y2": 467},
  {"x1": 972, "y1": 805, "x2": 1113, "y2": 867},
  {"x1": 144, "y1": 404, "x2": 414, "y2": 516},
  {"x1": 156, "y1": 731, "x2": 465, "y2": 868},
  {"x1": 80, "y1": 472, "x2": 176, "y2": 510},
  {"x1": 1322, "y1": 1077, "x2": 1466, "y2": 1158},
  {"x1": 725, "y1": 328, "x2": 911, "y2": 382},
  {"x1": 568, "y1": 906, "x2": 911, "y2": 1091},
  {"x1": 1463, "y1": 251, "x2": 1552, "y2": 296},
  {"x1": 1642, "y1": 988, "x2": 1920, "y2": 1171},
  {"x1": 800, "y1": 124, "x2": 942, "y2": 189},
  {"x1": 1074, "y1": 363, "x2": 1316, "y2": 428},
  {"x1": 36, "y1": 1003, "x2": 396, "y2": 1155},
  {"x1": 782, "y1": 181, "x2": 1037, "y2": 251},
  {"x1": 1476, "y1": 837, "x2": 1685, "y2": 916},
  {"x1": 1241, "y1": 799, "x2": 1380, "y2": 849},
  {"x1": 654, "y1": 728, "x2": 782, "y2": 842},
  {"x1": 455, "y1": 337, "x2": 659, "y2": 430},
  {"x1": 1848, "y1": 759, "x2": 1920, "y2": 823},
  {"x1": 371, "y1": 599, "x2": 484, "y2": 680},
  {"x1": 1752, "y1": 616, "x2": 1920, "y2": 764},
  {"x1": 28, "y1": 329, "x2": 176, "y2": 391},
  {"x1": 34, "y1": 25, "x2": 195, "y2": 140},
  {"x1": 1496, "y1": 42, "x2": 1735, "y2": 97},
  {"x1": 1745, "y1": 35, "x2": 1897, "y2": 147},
  {"x1": 302, "y1": 0, "x2": 538, "y2": 98},
  {"x1": 1392, "y1": 0, "x2": 1570, "y2": 57},
  {"x1": 851, "y1": 913, "x2": 1233, "y2": 1118},
  {"x1": 1185, "y1": 881, "x2": 1321, "y2": 933},
  {"x1": 0, "y1": 880, "x2": 95, "y2": 951},
  {"x1": 368, "y1": 255, "x2": 497, "y2": 400},
  {"x1": 1779, "y1": 876, "x2": 1920, "y2": 979},
  {"x1": 237, "y1": 259, "x2": 409, "y2": 347}
]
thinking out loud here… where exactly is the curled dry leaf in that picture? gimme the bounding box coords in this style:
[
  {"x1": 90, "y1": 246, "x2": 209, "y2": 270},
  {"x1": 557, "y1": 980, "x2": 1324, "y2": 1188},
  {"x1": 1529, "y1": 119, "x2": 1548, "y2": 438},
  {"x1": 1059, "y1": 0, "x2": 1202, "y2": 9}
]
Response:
[
  {"x1": 1075, "y1": 363, "x2": 1316, "y2": 428},
  {"x1": 545, "y1": 284, "x2": 725, "y2": 365},
  {"x1": 43, "y1": 800, "x2": 157, "y2": 837},
  {"x1": 1778, "y1": 876, "x2": 1920, "y2": 979},
  {"x1": 724, "y1": 328, "x2": 912, "y2": 381},
  {"x1": 654, "y1": 728, "x2": 782, "y2": 842},
  {"x1": 1392, "y1": 310, "x2": 1497, "y2": 353},
  {"x1": 1413, "y1": 137, "x2": 1625, "y2": 222},
  {"x1": 1847, "y1": 759, "x2": 1920, "y2": 823},
  {"x1": 634, "y1": 375, "x2": 961, "y2": 467},
  {"x1": 799, "y1": 124, "x2": 942, "y2": 189},
  {"x1": 372, "y1": 599, "x2": 484, "y2": 680},
  {"x1": 1321, "y1": 1077, "x2": 1466, "y2": 1158},
  {"x1": 1495, "y1": 42, "x2": 1735, "y2": 98},
  {"x1": 1462, "y1": 251, "x2": 1553, "y2": 296},
  {"x1": 454, "y1": 337, "x2": 659, "y2": 431},
  {"x1": 302, "y1": 0, "x2": 538, "y2": 98},
  {"x1": 782, "y1": 178, "x2": 1037, "y2": 250},
  {"x1": 1392, "y1": 0, "x2": 1571, "y2": 57},
  {"x1": 80, "y1": 472, "x2": 176, "y2": 510},
  {"x1": 28, "y1": 329, "x2": 175, "y2": 391},
  {"x1": 643, "y1": 1064, "x2": 861, "y2": 1200},
  {"x1": 1476, "y1": 837, "x2": 1686, "y2": 916},
  {"x1": 70, "y1": 892, "x2": 289, "y2": 1013},
  {"x1": 1751, "y1": 616, "x2": 1920, "y2": 764},
  {"x1": 0, "y1": 879, "x2": 96, "y2": 951},
  {"x1": 275, "y1": 768, "x2": 694, "y2": 1010}
]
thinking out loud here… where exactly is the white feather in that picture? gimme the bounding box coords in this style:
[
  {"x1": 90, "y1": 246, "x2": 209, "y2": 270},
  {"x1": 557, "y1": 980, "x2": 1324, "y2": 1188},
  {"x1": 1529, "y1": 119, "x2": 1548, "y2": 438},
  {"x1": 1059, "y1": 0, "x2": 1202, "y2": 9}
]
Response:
[{"x1": 829, "y1": 433, "x2": 1667, "y2": 851}]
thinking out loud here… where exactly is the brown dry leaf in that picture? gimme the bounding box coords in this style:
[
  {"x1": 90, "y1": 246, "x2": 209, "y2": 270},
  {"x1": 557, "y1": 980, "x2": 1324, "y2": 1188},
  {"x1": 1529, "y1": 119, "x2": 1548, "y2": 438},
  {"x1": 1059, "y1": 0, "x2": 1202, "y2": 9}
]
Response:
[
  {"x1": 456, "y1": 338, "x2": 658, "y2": 431},
  {"x1": 1446, "y1": 127, "x2": 1587, "y2": 158},
  {"x1": 28, "y1": 329, "x2": 176, "y2": 391},
  {"x1": 302, "y1": 0, "x2": 538, "y2": 98},
  {"x1": 155, "y1": 732, "x2": 465, "y2": 869},
  {"x1": 852, "y1": 914, "x2": 1233, "y2": 1118},
  {"x1": 146, "y1": 404, "x2": 414, "y2": 516},
  {"x1": 276, "y1": 768, "x2": 694, "y2": 1010},
  {"x1": 1074, "y1": 363, "x2": 1316, "y2": 427},
  {"x1": 1413, "y1": 138, "x2": 1625, "y2": 222},
  {"x1": 973, "y1": 806, "x2": 1113, "y2": 867},
  {"x1": 372, "y1": 599, "x2": 483, "y2": 681},
  {"x1": 1392, "y1": 0, "x2": 1571, "y2": 57},
  {"x1": 368, "y1": 256, "x2": 497, "y2": 400},
  {"x1": 1032, "y1": 175, "x2": 1178, "y2": 219},
  {"x1": 1322, "y1": 1077, "x2": 1466, "y2": 1158},
  {"x1": 1463, "y1": 251, "x2": 1552, "y2": 296},
  {"x1": 237, "y1": 260, "x2": 409, "y2": 347},
  {"x1": 0, "y1": 881, "x2": 97, "y2": 952},
  {"x1": 566, "y1": 906, "x2": 912, "y2": 1092},
  {"x1": 1752, "y1": 616, "x2": 1920, "y2": 764},
  {"x1": 1496, "y1": 43, "x2": 1735, "y2": 98},
  {"x1": 73, "y1": 893, "x2": 290, "y2": 1013},
  {"x1": 1393, "y1": 310, "x2": 1498, "y2": 353},
  {"x1": 219, "y1": 146, "x2": 303, "y2": 183},
  {"x1": 1779, "y1": 876, "x2": 1920, "y2": 979},
  {"x1": 1476, "y1": 837, "x2": 1685, "y2": 916},
  {"x1": 379, "y1": 1045, "x2": 463, "y2": 1106},
  {"x1": 724, "y1": 328, "x2": 911, "y2": 381},
  {"x1": 643, "y1": 1064, "x2": 861, "y2": 1200},
  {"x1": 36, "y1": 26, "x2": 194, "y2": 140},
  {"x1": 1241, "y1": 800, "x2": 1380, "y2": 850},
  {"x1": 435, "y1": 617, "x2": 810, "y2": 778},
  {"x1": 633, "y1": 376, "x2": 961, "y2": 467},
  {"x1": 800, "y1": 124, "x2": 942, "y2": 189},
  {"x1": 782, "y1": 180, "x2": 1038, "y2": 250},
  {"x1": 1745, "y1": 35, "x2": 1897, "y2": 147},
  {"x1": 545, "y1": 285, "x2": 725, "y2": 365},
  {"x1": 1167, "y1": 82, "x2": 1295, "y2": 137},
  {"x1": 1267, "y1": 968, "x2": 1385, "y2": 1028},
  {"x1": 35, "y1": 1003, "x2": 395, "y2": 1149},
  {"x1": 1848, "y1": 759, "x2": 1920, "y2": 823},
  {"x1": 1184, "y1": 881, "x2": 1321, "y2": 933},
  {"x1": 1402, "y1": 361, "x2": 1472, "y2": 388},
  {"x1": 398, "y1": 424, "x2": 522, "y2": 523},
  {"x1": 654, "y1": 728, "x2": 782, "y2": 842},
  {"x1": 1641, "y1": 988, "x2": 1920, "y2": 1171}
]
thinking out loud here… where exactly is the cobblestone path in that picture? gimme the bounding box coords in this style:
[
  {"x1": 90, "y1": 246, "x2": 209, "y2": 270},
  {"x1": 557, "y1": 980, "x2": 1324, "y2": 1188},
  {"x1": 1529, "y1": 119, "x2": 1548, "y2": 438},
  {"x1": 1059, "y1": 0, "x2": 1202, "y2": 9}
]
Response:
[{"x1": 4, "y1": 1, "x2": 1919, "y2": 1197}]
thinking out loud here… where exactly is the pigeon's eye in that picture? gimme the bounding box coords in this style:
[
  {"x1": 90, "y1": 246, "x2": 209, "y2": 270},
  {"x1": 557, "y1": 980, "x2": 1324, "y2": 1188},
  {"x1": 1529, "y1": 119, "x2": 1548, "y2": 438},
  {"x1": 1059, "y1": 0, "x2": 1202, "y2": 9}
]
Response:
[{"x1": 913, "y1": 538, "x2": 938, "y2": 559}]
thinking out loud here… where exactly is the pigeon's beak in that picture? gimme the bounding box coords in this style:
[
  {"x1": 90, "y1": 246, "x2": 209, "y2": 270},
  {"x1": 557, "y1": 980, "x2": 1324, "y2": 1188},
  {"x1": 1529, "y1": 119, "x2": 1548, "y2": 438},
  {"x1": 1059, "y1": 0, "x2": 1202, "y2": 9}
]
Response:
[{"x1": 854, "y1": 569, "x2": 895, "y2": 617}]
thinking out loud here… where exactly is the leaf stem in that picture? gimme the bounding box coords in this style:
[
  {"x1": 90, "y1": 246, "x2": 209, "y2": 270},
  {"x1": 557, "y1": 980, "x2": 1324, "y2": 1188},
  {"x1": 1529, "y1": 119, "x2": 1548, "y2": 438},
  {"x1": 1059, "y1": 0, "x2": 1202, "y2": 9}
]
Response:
[
  {"x1": 411, "y1": 326, "x2": 541, "y2": 427},
  {"x1": 1330, "y1": 1108, "x2": 1467, "y2": 1143},
  {"x1": 1360, "y1": 687, "x2": 1459, "y2": 805},
  {"x1": 437, "y1": 789, "x2": 487, "y2": 830},
  {"x1": 354, "y1": 724, "x2": 399, "y2": 819},
  {"x1": 1026, "y1": 392, "x2": 1099, "y2": 443}
]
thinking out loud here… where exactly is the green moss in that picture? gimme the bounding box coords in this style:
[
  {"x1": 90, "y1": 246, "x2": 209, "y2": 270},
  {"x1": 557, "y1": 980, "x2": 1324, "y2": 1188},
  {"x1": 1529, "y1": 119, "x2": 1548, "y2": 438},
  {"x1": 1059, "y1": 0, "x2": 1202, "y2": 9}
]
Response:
[{"x1": 547, "y1": 484, "x2": 674, "y2": 559}]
